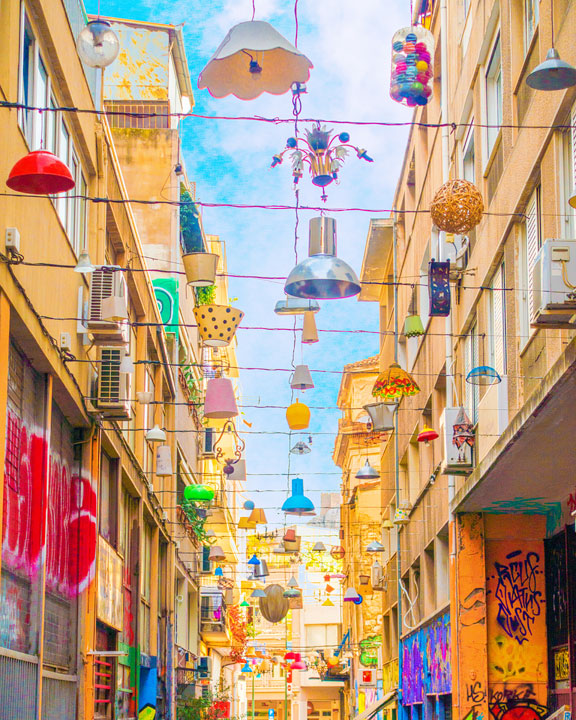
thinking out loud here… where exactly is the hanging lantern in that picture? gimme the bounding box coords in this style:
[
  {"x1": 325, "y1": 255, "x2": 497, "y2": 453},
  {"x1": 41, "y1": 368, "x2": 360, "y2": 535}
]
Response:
[
  {"x1": 183, "y1": 484, "x2": 215, "y2": 502},
  {"x1": 355, "y1": 459, "x2": 380, "y2": 480},
  {"x1": 404, "y1": 313, "x2": 425, "y2": 337},
  {"x1": 430, "y1": 179, "x2": 484, "y2": 234},
  {"x1": 198, "y1": 21, "x2": 313, "y2": 100},
  {"x1": 247, "y1": 554, "x2": 261, "y2": 566},
  {"x1": 453, "y1": 407, "x2": 476, "y2": 449},
  {"x1": 248, "y1": 508, "x2": 267, "y2": 525},
  {"x1": 390, "y1": 26, "x2": 435, "y2": 107},
  {"x1": 155, "y1": 445, "x2": 173, "y2": 477},
  {"x1": 290, "y1": 441, "x2": 311, "y2": 455},
  {"x1": 325, "y1": 584, "x2": 335, "y2": 594},
  {"x1": 363, "y1": 401, "x2": 397, "y2": 431},
  {"x1": 286, "y1": 399, "x2": 310, "y2": 430},
  {"x1": 275, "y1": 296, "x2": 320, "y2": 315},
  {"x1": 372, "y1": 364, "x2": 420, "y2": 400},
  {"x1": 418, "y1": 425, "x2": 439, "y2": 444},
  {"x1": 366, "y1": 540, "x2": 385, "y2": 553},
  {"x1": 285, "y1": 217, "x2": 361, "y2": 299},
  {"x1": 209, "y1": 545, "x2": 226, "y2": 562},
  {"x1": 371, "y1": 560, "x2": 384, "y2": 588},
  {"x1": 250, "y1": 588, "x2": 267, "y2": 598},
  {"x1": 326, "y1": 655, "x2": 339, "y2": 667},
  {"x1": 193, "y1": 304, "x2": 244, "y2": 348},
  {"x1": 7, "y1": 150, "x2": 75, "y2": 195},
  {"x1": 282, "y1": 477, "x2": 315, "y2": 515},
  {"x1": 214, "y1": 566, "x2": 224, "y2": 577},
  {"x1": 358, "y1": 574, "x2": 370, "y2": 586},
  {"x1": 428, "y1": 260, "x2": 451, "y2": 317},
  {"x1": 343, "y1": 587, "x2": 360, "y2": 602},
  {"x1": 182, "y1": 252, "x2": 219, "y2": 287},
  {"x1": 466, "y1": 365, "x2": 502, "y2": 386},
  {"x1": 76, "y1": 19, "x2": 120, "y2": 68},
  {"x1": 283, "y1": 529, "x2": 296, "y2": 543},
  {"x1": 204, "y1": 377, "x2": 239, "y2": 419},
  {"x1": 383, "y1": 520, "x2": 395, "y2": 530},
  {"x1": 253, "y1": 559, "x2": 270, "y2": 579},
  {"x1": 137, "y1": 391, "x2": 154, "y2": 405},
  {"x1": 526, "y1": 48, "x2": 576, "y2": 91},
  {"x1": 330, "y1": 546, "x2": 345, "y2": 560},
  {"x1": 241, "y1": 662, "x2": 252, "y2": 673},
  {"x1": 312, "y1": 541, "x2": 326, "y2": 552},
  {"x1": 74, "y1": 249, "x2": 95, "y2": 274},
  {"x1": 283, "y1": 587, "x2": 301, "y2": 599},
  {"x1": 302, "y1": 311, "x2": 319, "y2": 344},
  {"x1": 394, "y1": 502, "x2": 412, "y2": 525},
  {"x1": 259, "y1": 584, "x2": 289, "y2": 623},
  {"x1": 290, "y1": 365, "x2": 314, "y2": 391}
]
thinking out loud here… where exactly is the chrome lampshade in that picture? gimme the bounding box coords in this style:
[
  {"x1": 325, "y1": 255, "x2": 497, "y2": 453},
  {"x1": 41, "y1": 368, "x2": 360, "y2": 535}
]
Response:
[
  {"x1": 253, "y1": 559, "x2": 270, "y2": 579},
  {"x1": 274, "y1": 296, "x2": 320, "y2": 315},
  {"x1": 526, "y1": 48, "x2": 576, "y2": 91},
  {"x1": 290, "y1": 441, "x2": 311, "y2": 455},
  {"x1": 355, "y1": 459, "x2": 380, "y2": 480},
  {"x1": 284, "y1": 217, "x2": 361, "y2": 300},
  {"x1": 366, "y1": 540, "x2": 386, "y2": 553}
]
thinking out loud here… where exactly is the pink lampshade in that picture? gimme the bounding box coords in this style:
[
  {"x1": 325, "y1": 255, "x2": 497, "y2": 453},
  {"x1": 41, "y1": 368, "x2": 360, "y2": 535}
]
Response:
[
  {"x1": 204, "y1": 378, "x2": 239, "y2": 419},
  {"x1": 291, "y1": 653, "x2": 307, "y2": 670}
]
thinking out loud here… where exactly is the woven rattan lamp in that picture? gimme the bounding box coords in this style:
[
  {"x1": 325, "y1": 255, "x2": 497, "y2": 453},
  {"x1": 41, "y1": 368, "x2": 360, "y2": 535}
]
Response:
[{"x1": 430, "y1": 179, "x2": 484, "y2": 234}]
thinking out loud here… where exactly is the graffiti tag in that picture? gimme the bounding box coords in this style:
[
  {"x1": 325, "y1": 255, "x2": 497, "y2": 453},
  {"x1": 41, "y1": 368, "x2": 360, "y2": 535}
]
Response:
[
  {"x1": 491, "y1": 551, "x2": 542, "y2": 644},
  {"x1": 467, "y1": 681, "x2": 487, "y2": 703}
]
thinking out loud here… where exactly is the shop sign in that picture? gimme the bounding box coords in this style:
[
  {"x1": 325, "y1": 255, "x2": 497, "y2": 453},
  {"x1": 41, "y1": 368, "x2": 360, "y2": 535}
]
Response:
[{"x1": 97, "y1": 536, "x2": 124, "y2": 630}]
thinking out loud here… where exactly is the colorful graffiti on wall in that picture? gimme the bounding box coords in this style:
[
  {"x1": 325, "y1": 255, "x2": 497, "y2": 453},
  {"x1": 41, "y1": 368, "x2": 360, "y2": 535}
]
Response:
[
  {"x1": 401, "y1": 613, "x2": 451, "y2": 705},
  {"x1": 360, "y1": 636, "x2": 382, "y2": 667}
]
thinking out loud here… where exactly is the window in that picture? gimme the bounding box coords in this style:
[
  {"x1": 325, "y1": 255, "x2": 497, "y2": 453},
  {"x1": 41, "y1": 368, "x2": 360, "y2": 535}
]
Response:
[
  {"x1": 18, "y1": 11, "x2": 88, "y2": 256},
  {"x1": 485, "y1": 36, "x2": 502, "y2": 157},
  {"x1": 462, "y1": 122, "x2": 475, "y2": 184},
  {"x1": 464, "y1": 321, "x2": 479, "y2": 423},
  {"x1": 489, "y1": 264, "x2": 507, "y2": 376},
  {"x1": 558, "y1": 106, "x2": 576, "y2": 239},
  {"x1": 305, "y1": 624, "x2": 340, "y2": 647},
  {"x1": 140, "y1": 523, "x2": 153, "y2": 656},
  {"x1": 524, "y1": 0, "x2": 539, "y2": 51},
  {"x1": 518, "y1": 188, "x2": 541, "y2": 345},
  {"x1": 99, "y1": 452, "x2": 118, "y2": 546}
]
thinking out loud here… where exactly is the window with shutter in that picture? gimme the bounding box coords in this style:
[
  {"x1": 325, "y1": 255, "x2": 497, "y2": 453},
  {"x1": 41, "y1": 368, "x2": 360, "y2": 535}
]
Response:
[
  {"x1": 525, "y1": 189, "x2": 540, "y2": 324},
  {"x1": 490, "y1": 264, "x2": 506, "y2": 375}
]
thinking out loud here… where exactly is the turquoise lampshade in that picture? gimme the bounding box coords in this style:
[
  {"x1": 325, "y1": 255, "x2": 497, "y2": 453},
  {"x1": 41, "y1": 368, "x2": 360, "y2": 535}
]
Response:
[
  {"x1": 241, "y1": 662, "x2": 252, "y2": 673},
  {"x1": 465, "y1": 365, "x2": 501, "y2": 386},
  {"x1": 247, "y1": 554, "x2": 261, "y2": 565},
  {"x1": 281, "y1": 478, "x2": 314, "y2": 515}
]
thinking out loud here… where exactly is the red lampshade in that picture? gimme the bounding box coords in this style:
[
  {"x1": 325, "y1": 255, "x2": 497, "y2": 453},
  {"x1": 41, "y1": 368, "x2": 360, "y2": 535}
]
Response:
[
  {"x1": 417, "y1": 426, "x2": 439, "y2": 443},
  {"x1": 284, "y1": 651, "x2": 296, "y2": 660},
  {"x1": 6, "y1": 150, "x2": 75, "y2": 195}
]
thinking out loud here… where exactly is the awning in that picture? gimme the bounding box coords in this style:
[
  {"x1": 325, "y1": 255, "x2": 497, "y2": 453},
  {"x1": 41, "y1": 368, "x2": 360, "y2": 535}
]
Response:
[{"x1": 354, "y1": 690, "x2": 397, "y2": 720}]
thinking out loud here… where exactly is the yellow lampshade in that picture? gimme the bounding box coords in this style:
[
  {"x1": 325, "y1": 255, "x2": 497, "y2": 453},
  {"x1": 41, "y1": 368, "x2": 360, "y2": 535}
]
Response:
[
  {"x1": 238, "y1": 517, "x2": 257, "y2": 530},
  {"x1": 248, "y1": 508, "x2": 268, "y2": 524},
  {"x1": 286, "y1": 399, "x2": 311, "y2": 430}
]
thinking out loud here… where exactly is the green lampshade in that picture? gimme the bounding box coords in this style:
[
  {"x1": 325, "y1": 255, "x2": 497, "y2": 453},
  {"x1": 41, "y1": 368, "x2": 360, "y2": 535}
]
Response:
[
  {"x1": 183, "y1": 484, "x2": 215, "y2": 502},
  {"x1": 404, "y1": 314, "x2": 425, "y2": 338}
]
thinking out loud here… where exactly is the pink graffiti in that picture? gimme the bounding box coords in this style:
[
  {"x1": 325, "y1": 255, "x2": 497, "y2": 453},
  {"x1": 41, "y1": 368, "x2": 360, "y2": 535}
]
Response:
[
  {"x1": 2, "y1": 411, "x2": 97, "y2": 598},
  {"x1": 567, "y1": 492, "x2": 576, "y2": 515}
]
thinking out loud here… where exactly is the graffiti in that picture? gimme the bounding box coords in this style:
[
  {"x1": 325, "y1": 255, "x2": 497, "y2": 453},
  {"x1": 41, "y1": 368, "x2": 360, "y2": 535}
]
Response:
[
  {"x1": 401, "y1": 613, "x2": 451, "y2": 705},
  {"x1": 489, "y1": 700, "x2": 547, "y2": 720},
  {"x1": 489, "y1": 551, "x2": 542, "y2": 644},
  {"x1": 359, "y1": 636, "x2": 381, "y2": 667},
  {"x1": 567, "y1": 492, "x2": 576, "y2": 515},
  {"x1": 481, "y1": 498, "x2": 561, "y2": 537},
  {"x1": 467, "y1": 682, "x2": 487, "y2": 703},
  {"x1": 553, "y1": 648, "x2": 569, "y2": 682},
  {"x1": 460, "y1": 587, "x2": 486, "y2": 627},
  {"x1": 489, "y1": 686, "x2": 536, "y2": 704},
  {"x1": 138, "y1": 704, "x2": 156, "y2": 720}
]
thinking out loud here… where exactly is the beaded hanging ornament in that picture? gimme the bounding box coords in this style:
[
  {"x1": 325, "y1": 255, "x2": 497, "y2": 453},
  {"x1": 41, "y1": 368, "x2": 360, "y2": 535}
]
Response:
[{"x1": 430, "y1": 179, "x2": 484, "y2": 234}]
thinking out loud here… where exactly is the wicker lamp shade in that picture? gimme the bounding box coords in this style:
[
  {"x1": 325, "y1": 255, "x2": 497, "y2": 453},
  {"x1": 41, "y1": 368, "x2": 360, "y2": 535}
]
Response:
[
  {"x1": 430, "y1": 179, "x2": 484, "y2": 234},
  {"x1": 372, "y1": 363, "x2": 420, "y2": 400},
  {"x1": 259, "y1": 584, "x2": 290, "y2": 623}
]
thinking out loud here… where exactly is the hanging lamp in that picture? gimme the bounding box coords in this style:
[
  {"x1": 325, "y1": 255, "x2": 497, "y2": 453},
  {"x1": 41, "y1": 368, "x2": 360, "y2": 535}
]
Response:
[
  {"x1": 244, "y1": 500, "x2": 255, "y2": 510},
  {"x1": 290, "y1": 654, "x2": 307, "y2": 670},
  {"x1": 74, "y1": 249, "x2": 95, "y2": 274},
  {"x1": 312, "y1": 541, "x2": 326, "y2": 552},
  {"x1": 76, "y1": 19, "x2": 120, "y2": 68},
  {"x1": 290, "y1": 365, "x2": 314, "y2": 391},
  {"x1": 286, "y1": 399, "x2": 310, "y2": 430},
  {"x1": 418, "y1": 426, "x2": 439, "y2": 444},
  {"x1": 198, "y1": 21, "x2": 313, "y2": 100},
  {"x1": 241, "y1": 662, "x2": 252, "y2": 673},
  {"x1": 302, "y1": 312, "x2": 319, "y2": 343},
  {"x1": 526, "y1": 47, "x2": 576, "y2": 90},
  {"x1": 283, "y1": 587, "x2": 301, "y2": 598},
  {"x1": 404, "y1": 313, "x2": 425, "y2": 337},
  {"x1": 290, "y1": 441, "x2": 311, "y2": 455},
  {"x1": 145, "y1": 424, "x2": 166, "y2": 443},
  {"x1": 322, "y1": 597, "x2": 334, "y2": 607},
  {"x1": 214, "y1": 566, "x2": 224, "y2": 577},
  {"x1": 248, "y1": 507, "x2": 267, "y2": 525},
  {"x1": 251, "y1": 588, "x2": 267, "y2": 598},
  {"x1": 240, "y1": 599, "x2": 250, "y2": 608},
  {"x1": 253, "y1": 559, "x2": 270, "y2": 579},
  {"x1": 238, "y1": 516, "x2": 257, "y2": 530},
  {"x1": 343, "y1": 587, "x2": 360, "y2": 602},
  {"x1": 209, "y1": 545, "x2": 226, "y2": 562},
  {"x1": 372, "y1": 363, "x2": 420, "y2": 400},
  {"x1": 366, "y1": 540, "x2": 385, "y2": 553},
  {"x1": 155, "y1": 445, "x2": 173, "y2": 477},
  {"x1": 204, "y1": 377, "x2": 239, "y2": 419},
  {"x1": 355, "y1": 459, "x2": 380, "y2": 480},
  {"x1": 466, "y1": 365, "x2": 501, "y2": 386},
  {"x1": 248, "y1": 554, "x2": 261, "y2": 565},
  {"x1": 282, "y1": 477, "x2": 315, "y2": 515},
  {"x1": 183, "y1": 484, "x2": 215, "y2": 502},
  {"x1": 363, "y1": 401, "x2": 397, "y2": 432},
  {"x1": 287, "y1": 575, "x2": 299, "y2": 588},
  {"x1": 285, "y1": 217, "x2": 361, "y2": 299},
  {"x1": 275, "y1": 296, "x2": 320, "y2": 315},
  {"x1": 7, "y1": 150, "x2": 75, "y2": 195}
]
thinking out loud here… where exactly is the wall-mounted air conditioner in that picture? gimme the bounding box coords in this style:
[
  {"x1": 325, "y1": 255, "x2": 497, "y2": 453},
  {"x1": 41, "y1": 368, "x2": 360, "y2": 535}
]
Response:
[
  {"x1": 87, "y1": 265, "x2": 129, "y2": 342},
  {"x1": 440, "y1": 407, "x2": 473, "y2": 475},
  {"x1": 93, "y1": 346, "x2": 131, "y2": 419},
  {"x1": 438, "y1": 234, "x2": 470, "y2": 276},
  {"x1": 531, "y1": 239, "x2": 576, "y2": 329},
  {"x1": 195, "y1": 656, "x2": 212, "y2": 678}
]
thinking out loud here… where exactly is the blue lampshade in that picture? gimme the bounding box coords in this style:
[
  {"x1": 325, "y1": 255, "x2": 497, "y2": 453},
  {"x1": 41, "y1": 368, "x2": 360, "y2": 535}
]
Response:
[
  {"x1": 241, "y1": 662, "x2": 252, "y2": 673},
  {"x1": 248, "y1": 554, "x2": 261, "y2": 565},
  {"x1": 281, "y1": 477, "x2": 315, "y2": 515},
  {"x1": 465, "y1": 365, "x2": 502, "y2": 386},
  {"x1": 214, "y1": 567, "x2": 224, "y2": 577},
  {"x1": 244, "y1": 500, "x2": 255, "y2": 510}
]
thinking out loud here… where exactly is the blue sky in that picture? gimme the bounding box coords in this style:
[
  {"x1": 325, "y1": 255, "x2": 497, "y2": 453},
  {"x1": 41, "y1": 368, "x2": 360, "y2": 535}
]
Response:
[{"x1": 89, "y1": 0, "x2": 412, "y2": 526}]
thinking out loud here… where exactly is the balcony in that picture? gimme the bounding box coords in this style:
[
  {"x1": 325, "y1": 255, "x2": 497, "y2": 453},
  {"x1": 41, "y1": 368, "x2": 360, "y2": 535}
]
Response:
[{"x1": 200, "y1": 589, "x2": 231, "y2": 647}]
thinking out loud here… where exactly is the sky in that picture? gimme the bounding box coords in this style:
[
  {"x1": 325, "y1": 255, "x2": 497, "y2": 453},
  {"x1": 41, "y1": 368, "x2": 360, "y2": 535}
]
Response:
[{"x1": 88, "y1": 0, "x2": 413, "y2": 527}]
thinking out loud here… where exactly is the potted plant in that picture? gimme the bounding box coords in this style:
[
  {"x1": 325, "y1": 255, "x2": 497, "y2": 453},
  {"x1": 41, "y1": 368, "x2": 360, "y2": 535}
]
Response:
[
  {"x1": 193, "y1": 285, "x2": 244, "y2": 348},
  {"x1": 180, "y1": 187, "x2": 219, "y2": 287}
]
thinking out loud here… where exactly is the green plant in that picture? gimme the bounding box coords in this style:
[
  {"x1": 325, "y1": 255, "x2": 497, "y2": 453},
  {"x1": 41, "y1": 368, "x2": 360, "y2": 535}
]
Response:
[
  {"x1": 180, "y1": 187, "x2": 204, "y2": 254},
  {"x1": 195, "y1": 285, "x2": 216, "y2": 306},
  {"x1": 180, "y1": 499, "x2": 210, "y2": 544},
  {"x1": 177, "y1": 687, "x2": 238, "y2": 720}
]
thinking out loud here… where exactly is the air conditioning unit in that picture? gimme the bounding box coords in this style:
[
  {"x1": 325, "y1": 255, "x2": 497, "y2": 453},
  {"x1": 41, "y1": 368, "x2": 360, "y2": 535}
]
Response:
[
  {"x1": 87, "y1": 266, "x2": 129, "y2": 343},
  {"x1": 201, "y1": 427, "x2": 215, "y2": 456},
  {"x1": 94, "y1": 346, "x2": 131, "y2": 420},
  {"x1": 438, "y1": 234, "x2": 470, "y2": 276},
  {"x1": 531, "y1": 239, "x2": 576, "y2": 329},
  {"x1": 195, "y1": 656, "x2": 212, "y2": 679},
  {"x1": 440, "y1": 407, "x2": 473, "y2": 475}
]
